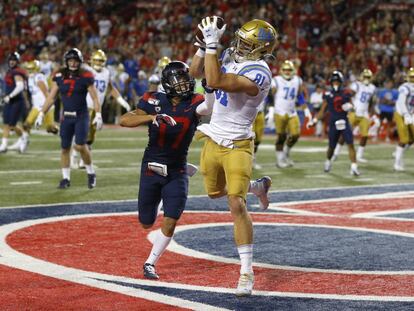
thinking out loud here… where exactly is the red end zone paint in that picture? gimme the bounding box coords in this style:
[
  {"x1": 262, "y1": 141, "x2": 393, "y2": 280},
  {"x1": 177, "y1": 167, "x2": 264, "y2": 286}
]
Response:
[
  {"x1": 6, "y1": 210, "x2": 414, "y2": 297},
  {"x1": 0, "y1": 265, "x2": 182, "y2": 311}
]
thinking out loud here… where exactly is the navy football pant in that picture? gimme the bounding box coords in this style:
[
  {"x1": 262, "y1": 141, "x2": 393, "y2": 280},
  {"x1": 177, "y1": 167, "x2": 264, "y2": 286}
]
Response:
[
  {"x1": 138, "y1": 163, "x2": 188, "y2": 225},
  {"x1": 3, "y1": 100, "x2": 25, "y2": 126},
  {"x1": 60, "y1": 113, "x2": 89, "y2": 149},
  {"x1": 328, "y1": 120, "x2": 353, "y2": 149}
]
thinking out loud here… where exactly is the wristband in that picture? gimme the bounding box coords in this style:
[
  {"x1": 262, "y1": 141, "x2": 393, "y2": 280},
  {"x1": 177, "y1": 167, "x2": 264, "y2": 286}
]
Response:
[{"x1": 195, "y1": 48, "x2": 205, "y2": 58}]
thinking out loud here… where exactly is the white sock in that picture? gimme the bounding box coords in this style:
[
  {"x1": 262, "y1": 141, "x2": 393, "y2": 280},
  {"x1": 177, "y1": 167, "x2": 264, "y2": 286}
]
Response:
[
  {"x1": 85, "y1": 164, "x2": 95, "y2": 174},
  {"x1": 276, "y1": 151, "x2": 284, "y2": 163},
  {"x1": 357, "y1": 146, "x2": 365, "y2": 158},
  {"x1": 333, "y1": 143, "x2": 342, "y2": 157},
  {"x1": 62, "y1": 168, "x2": 70, "y2": 180},
  {"x1": 145, "y1": 231, "x2": 172, "y2": 266},
  {"x1": 237, "y1": 244, "x2": 253, "y2": 275},
  {"x1": 395, "y1": 146, "x2": 405, "y2": 166},
  {"x1": 351, "y1": 162, "x2": 358, "y2": 171},
  {"x1": 1, "y1": 138, "x2": 8, "y2": 146},
  {"x1": 283, "y1": 145, "x2": 290, "y2": 157}
]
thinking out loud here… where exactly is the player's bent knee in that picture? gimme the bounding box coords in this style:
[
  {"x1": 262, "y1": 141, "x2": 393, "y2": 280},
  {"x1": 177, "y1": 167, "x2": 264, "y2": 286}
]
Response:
[{"x1": 228, "y1": 195, "x2": 246, "y2": 215}]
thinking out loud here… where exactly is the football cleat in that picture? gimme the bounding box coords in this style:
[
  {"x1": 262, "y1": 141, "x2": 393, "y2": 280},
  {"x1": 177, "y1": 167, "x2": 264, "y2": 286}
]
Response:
[
  {"x1": 357, "y1": 156, "x2": 368, "y2": 163},
  {"x1": 143, "y1": 263, "x2": 159, "y2": 280},
  {"x1": 235, "y1": 273, "x2": 254, "y2": 296},
  {"x1": 276, "y1": 160, "x2": 289, "y2": 168},
  {"x1": 8, "y1": 139, "x2": 21, "y2": 151},
  {"x1": 324, "y1": 160, "x2": 332, "y2": 173},
  {"x1": 0, "y1": 144, "x2": 7, "y2": 153},
  {"x1": 350, "y1": 164, "x2": 360, "y2": 176},
  {"x1": 58, "y1": 179, "x2": 70, "y2": 189},
  {"x1": 285, "y1": 157, "x2": 295, "y2": 167},
  {"x1": 19, "y1": 137, "x2": 29, "y2": 153},
  {"x1": 394, "y1": 163, "x2": 405, "y2": 172},
  {"x1": 251, "y1": 176, "x2": 272, "y2": 210},
  {"x1": 87, "y1": 174, "x2": 96, "y2": 189}
]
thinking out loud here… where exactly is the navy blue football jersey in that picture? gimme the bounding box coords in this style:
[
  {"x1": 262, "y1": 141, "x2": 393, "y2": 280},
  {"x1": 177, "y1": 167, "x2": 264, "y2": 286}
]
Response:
[
  {"x1": 53, "y1": 70, "x2": 94, "y2": 113},
  {"x1": 137, "y1": 92, "x2": 204, "y2": 168},
  {"x1": 5, "y1": 67, "x2": 27, "y2": 102},
  {"x1": 323, "y1": 88, "x2": 353, "y2": 121}
]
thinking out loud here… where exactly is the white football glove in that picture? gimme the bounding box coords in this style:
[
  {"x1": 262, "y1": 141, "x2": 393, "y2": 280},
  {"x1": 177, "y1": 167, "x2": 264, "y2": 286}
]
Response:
[
  {"x1": 116, "y1": 96, "x2": 131, "y2": 112},
  {"x1": 341, "y1": 102, "x2": 353, "y2": 112},
  {"x1": 198, "y1": 16, "x2": 226, "y2": 49},
  {"x1": 2, "y1": 95, "x2": 10, "y2": 104},
  {"x1": 306, "y1": 117, "x2": 318, "y2": 129},
  {"x1": 404, "y1": 114, "x2": 413, "y2": 125},
  {"x1": 152, "y1": 114, "x2": 177, "y2": 127},
  {"x1": 93, "y1": 112, "x2": 103, "y2": 130},
  {"x1": 35, "y1": 111, "x2": 44, "y2": 129}
]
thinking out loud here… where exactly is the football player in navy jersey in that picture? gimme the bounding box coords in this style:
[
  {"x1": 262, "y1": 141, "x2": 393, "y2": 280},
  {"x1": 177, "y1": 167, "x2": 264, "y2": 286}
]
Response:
[
  {"x1": 35, "y1": 48, "x2": 102, "y2": 189},
  {"x1": 0, "y1": 52, "x2": 28, "y2": 153},
  {"x1": 120, "y1": 61, "x2": 214, "y2": 280},
  {"x1": 310, "y1": 71, "x2": 360, "y2": 176}
]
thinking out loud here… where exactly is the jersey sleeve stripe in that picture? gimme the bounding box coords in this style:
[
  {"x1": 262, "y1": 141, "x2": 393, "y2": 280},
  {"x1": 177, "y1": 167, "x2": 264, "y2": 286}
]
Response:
[{"x1": 238, "y1": 65, "x2": 272, "y2": 82}]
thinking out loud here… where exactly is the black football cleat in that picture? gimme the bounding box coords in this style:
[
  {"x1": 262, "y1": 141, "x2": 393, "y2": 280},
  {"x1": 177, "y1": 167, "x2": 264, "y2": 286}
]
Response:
[
  {"x1": 57, "y1": 178, "x2": 70, "y2": 189},
  {"x1": 87, "y1": 174, "x2": 96, "y2": 189},
  {"x1": 143, "y1": 263, "x2": 159, "y2": 280}
]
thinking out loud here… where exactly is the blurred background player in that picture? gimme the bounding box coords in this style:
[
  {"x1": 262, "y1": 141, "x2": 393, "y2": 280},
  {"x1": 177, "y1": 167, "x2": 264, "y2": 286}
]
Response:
[
  {"x1": 252, "y1": 92, "x2": 271, "y2": 170},
  {"x1": 309, "y1": 83, "x2": 325, "y2": 137},
  {"x1": 271, "y1": 60, "x2": 310, "y2": 168},
  {"x1": 71, "y1": 49, "x2": 131, "y2": 169},
  {"x1": 148, "y1": 56, "x2": 171, "y2": 92},
  {"x1": 38, "y1": 48, "x2": 56, "y2": 80},
  {"x1": 10, "y1": 60, "x2": 58, "y2": 153},
  {"x1": 35, "y1": 48, "x2": 102, "y2": 189},
  {"x1": 311, "y1": 71, "x2": 360, "y2": 176},
  {"x1": 119, "y1": 61, "x2": 213, "y2": 280},
  {"x1": 377, "y1": 79, "x2": 397, "y2": 142},
  {"x1": 393, "y1": 67, "x2": 414, "y2": 171},
  {"x1": 0, "y1": 52, "x2": 28, "y2": 153},
  {"x1": 332, "y1": 69, "x2": 376, "y2": 163},
  {"x1": 190, "y1": 17, "x2": 275, "y2": 296}
]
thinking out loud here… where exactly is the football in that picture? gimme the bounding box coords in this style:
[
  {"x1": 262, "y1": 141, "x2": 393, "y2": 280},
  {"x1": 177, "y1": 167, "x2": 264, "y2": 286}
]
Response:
[{"x1": 195, "y1": 16, "x2": 225, "y2": 44}]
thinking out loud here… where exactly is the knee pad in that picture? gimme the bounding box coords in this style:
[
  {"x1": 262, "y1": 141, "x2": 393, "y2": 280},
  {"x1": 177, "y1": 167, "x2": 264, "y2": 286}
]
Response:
[
  {"x1": 287, "y1": 135, "x2": 299, "y2": 146},
  {"x1": 276, "y1": 134, "x2": 287, "y2": 146}
]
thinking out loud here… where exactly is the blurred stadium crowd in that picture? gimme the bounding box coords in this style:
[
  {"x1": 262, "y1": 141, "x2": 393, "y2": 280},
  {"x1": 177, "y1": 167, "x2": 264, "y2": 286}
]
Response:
[{"x1": 0, "y1": 0, "x2": 413, "y2": 135}]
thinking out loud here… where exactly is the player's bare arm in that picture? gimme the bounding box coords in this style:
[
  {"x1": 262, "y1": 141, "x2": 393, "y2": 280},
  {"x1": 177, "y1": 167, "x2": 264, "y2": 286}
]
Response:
[
  {"x1": 189, "y1": 53, "x2": 205, "y2": 79},
  {"x1": 41, "y1": 82, "x2": 59, "y2": 114},
  {"x1": 120, "y1": 109, "x2": 155, "y2": 127},
  {"x1": 37, "y1": 80, "x2": 49, "y2": 98},
  {"x1": 88, "y1": 84, "x2": 101, "y2": 113}
]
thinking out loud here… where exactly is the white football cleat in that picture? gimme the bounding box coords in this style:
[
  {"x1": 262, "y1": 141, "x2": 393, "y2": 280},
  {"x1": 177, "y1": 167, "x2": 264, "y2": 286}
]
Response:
[
  {"x1": 324, "y1": 160, "x2": 332, "y2": 173},
  {"x1": 8, "y1": 139, "x2": 21, "y2": 151},
  {"x1": 236, "y1": 273, "x2": 254, "y2": 296},
  {"x1": 394, "y1": 163, "x2": 405, "y2": 172},
  {"x1": 285, "y1": 157, "x2": 295, "y2": 167},
  {"x1": 0, "y1": 144, "x2": 7, "y2": 153},
  {"x1": 250, "y1": 176, "x2": 272, "y2": 210},
  {"x1": 276, "y1": 160, "x2": 289, "y2": 168},
  {"x1": 350, "y1": 164, "x2": 360, "y2": 176},
  {"x1": 357, "y1": 156, "x2": 368, "y2": 163},
  {"x1": 19, "y1": 137, "x2": 29, "y2": 153}
]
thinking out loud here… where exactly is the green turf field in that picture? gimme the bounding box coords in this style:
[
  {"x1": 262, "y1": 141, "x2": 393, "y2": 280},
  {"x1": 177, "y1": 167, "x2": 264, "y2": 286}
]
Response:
[{"x1": 0, "y1": 127, "x2": 412, "y2": 207}]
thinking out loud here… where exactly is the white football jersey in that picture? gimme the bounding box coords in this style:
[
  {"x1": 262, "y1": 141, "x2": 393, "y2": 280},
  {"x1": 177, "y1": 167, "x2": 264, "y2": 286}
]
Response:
[
  {"x1": 350, "y1": 81, "x2": 376, "y2": 117},
  {"x1": 396, "y1": 82, "x2": 414, "y2": 115},
  {"x1": 86, "y1": 65, "x2": 111, "y2": 109},
  {"x1": 198, "y1": 48, "x2": 272, "y2": 146},
  {"x1": 28, "y1": 72, "x2": 48, "y2": 109},
  {"x1": 148, "y1": 73, "x2": 165, "y2": 92},
  {"x1": 272, "y1": 75, "x2": 302, "y2": 116},
  {"x1": 39, "y1": 60, "x2": 54, "y2": 79}
]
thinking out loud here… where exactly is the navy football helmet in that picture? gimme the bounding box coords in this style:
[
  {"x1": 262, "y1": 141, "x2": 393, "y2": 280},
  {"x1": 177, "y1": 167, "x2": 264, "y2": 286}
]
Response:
[
  {"x1": 64, "y1": 48, "x2": 83, "y2": 71},
  {"x1": 330, "y1": 70, "x2": 344, "y2": 91},
  {"x1": 161, "y1": 61, "x2": 195, "y2": 98},
  {"x1": 8, "y1": 52, "x2": 20, "y2": 68}
]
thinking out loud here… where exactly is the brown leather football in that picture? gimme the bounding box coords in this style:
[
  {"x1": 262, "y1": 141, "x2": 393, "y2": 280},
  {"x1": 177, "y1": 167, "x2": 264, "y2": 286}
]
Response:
[{"x1": 195, "y1": 16, "x2": 225, "y2": 44}]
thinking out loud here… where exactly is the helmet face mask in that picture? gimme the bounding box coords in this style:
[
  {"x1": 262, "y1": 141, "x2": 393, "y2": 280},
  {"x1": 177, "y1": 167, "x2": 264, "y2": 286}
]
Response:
[
  {"x1": 360, "y1": 69, "x2": 373, "y2": 85},
  {"x1": 161, "y1": 61, "x2": 195, "y2": 98},
  {"x1": 91, "y1": 49, "x2": 107, "y2": 72},
  {"x1": 25, "y1": 60, "x2": 40, "y2": 74},
  {"x1": 330, "y1": 71, "x2": 344, "y2": 91},
  {"x1": 8, "y1": 52, "x2": 20, "y2": 69},
  {"x1": 231, "y1": 19, "x2": 277, "y2": 62},
  {"x1": 280, "y1": 60, "x2": 295, "y2": 80}
]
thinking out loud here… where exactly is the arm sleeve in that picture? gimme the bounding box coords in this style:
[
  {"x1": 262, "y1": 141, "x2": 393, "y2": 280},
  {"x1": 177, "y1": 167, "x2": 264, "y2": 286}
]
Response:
[
  {"x1": 396, "y1": 86, "x2": 410, "y2": 115},
  {"x1": 8, "y1": 80, "x2": 25, "y2": 98},
  {"x1": 196, "y1": 93, "x2": 214, "y2": 116}
]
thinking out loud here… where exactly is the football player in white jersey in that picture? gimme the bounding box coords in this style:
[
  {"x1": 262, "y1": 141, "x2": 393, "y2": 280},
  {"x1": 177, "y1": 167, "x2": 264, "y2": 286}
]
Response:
[
  {"x1": 71, "y1": 49, "x2": 131, "y2": 168},
  {"x1": 38, "y1": 49, "x2": 56, "y2": 80},
  {"x1": 190, "y1": 17, "x2": 276, "y2": 296},
  {"x1": 393, "y1": 67, "x2": 414, "y2": 171},
  {"x1": 332, "y1": 69, "x2": 376, "y2": 162},
  {"x1": 10, "y1": 60, "x2": 59, "y2": 153},
  {"x1": 148, "y1": 56, "x2": 171, "y2": 92},
  {"x1": 271, "y1": 60, "x2": 310, "y2": 167}
]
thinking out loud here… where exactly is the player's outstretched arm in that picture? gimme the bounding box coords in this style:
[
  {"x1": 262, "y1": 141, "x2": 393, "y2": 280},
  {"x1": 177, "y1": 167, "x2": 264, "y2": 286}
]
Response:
[
  {"x1": 109, "y1": 81, "x2": 131, "y2": 111},
  {"x1": 119, "y1": 109, "x2": 155, "y2": 127}
]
